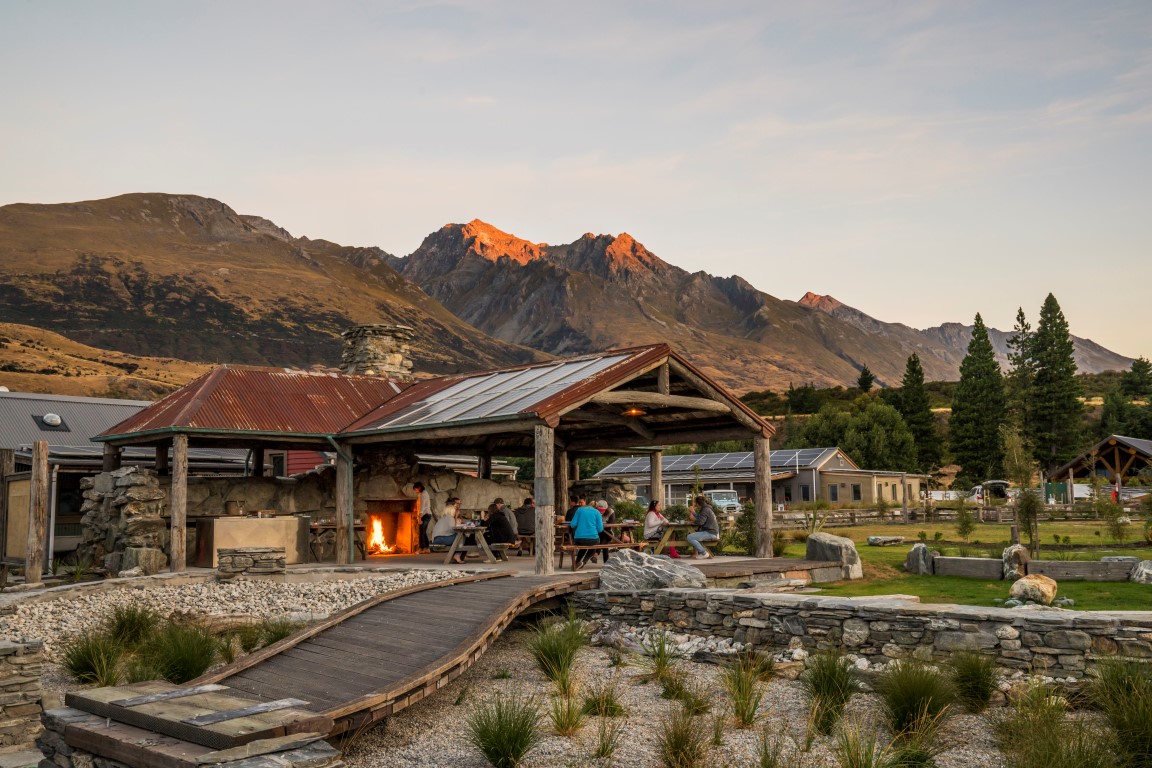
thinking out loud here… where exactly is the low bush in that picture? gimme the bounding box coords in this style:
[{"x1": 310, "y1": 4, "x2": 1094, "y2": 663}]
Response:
[
  {"x1": 105, "y1": 604, "x2": 160, "y2": 649},
  {"x1": 61, "y1": 630, "x2": 124, "y2": 686},
  {"x1": 466, "y1": 694, "x2": 540, "y2": 768},
  {"x1": 798, "y1": 650, "x2": 860, "y2": 735},
  {"x1": 142, "y1": 624, "x2": 217, "y2": 684},
  {"x1": 656, "y1": 705, "x2": 710, "y2": 768},
  {"x1": 874, "y1": 660, "x2": 954, "y2": 737},
  {"x1": 947, "y1": 652, "x2": 997, "y2": 713}
]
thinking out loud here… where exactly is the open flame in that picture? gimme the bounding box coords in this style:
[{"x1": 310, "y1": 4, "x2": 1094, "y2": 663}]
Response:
[{"x1": 367, "y1": 517, "x2": 393, "y2": 554}]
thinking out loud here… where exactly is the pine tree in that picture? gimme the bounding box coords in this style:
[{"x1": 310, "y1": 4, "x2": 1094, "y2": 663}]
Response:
[
  {"x1": 1028, "y1": 294, "x2": 1082, "y2": 472},
  {"x1": 1005, "y1": 307, "x2": 1034, "y2": 429},
  {"x1": 1121, "y1": 357, "x2": 1152, "y2": 400},
  {"x1": 857, "y1": 365, "x2": 876, "y2": 393},
  {"x1": 950, "y1": 314, "x2": 1006, "y2": 481},
  {"x1": 897, "y1": 353, "x2": 941, "y2": 471}
]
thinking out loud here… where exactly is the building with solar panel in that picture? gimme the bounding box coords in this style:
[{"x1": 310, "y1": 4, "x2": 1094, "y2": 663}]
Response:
[{"x1": 594, "y1": 448, "x2": 928, "y2": 513}]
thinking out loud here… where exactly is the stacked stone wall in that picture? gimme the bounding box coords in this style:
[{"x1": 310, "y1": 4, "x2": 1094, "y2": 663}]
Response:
[
  {"x1": 0, "y1": 640, "x2": 44, "y2": 752},
  {"x1": 217, "y1": 547, "x2": 287, "y2": 575},
  {"x1": 571, "y1": 588, "x2": 1152, "y2": 678},
  {"x1": 78, "y1": 468, "x2": 168, "y2": 576}
]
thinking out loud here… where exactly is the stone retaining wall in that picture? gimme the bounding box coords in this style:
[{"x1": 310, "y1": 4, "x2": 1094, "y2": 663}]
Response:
[
  {"x1": 0, "y1": 640, "x2": 44, "y2": 752},
  {"x1": 217, "y1": 547, "x2": 287, "y2": 575},
  {"x1": 571, "y1": 588, "x2": 1152, "y2": 678}
]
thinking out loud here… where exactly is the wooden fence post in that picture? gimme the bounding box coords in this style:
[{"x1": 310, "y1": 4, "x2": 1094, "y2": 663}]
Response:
[{"x1": 26, "y1": 441, "x2": 49, "y2": 584}]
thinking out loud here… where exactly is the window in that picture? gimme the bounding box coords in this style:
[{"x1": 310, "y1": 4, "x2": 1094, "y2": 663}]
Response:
[
  {"x1": 828, "y1": 485, "x2": 839, "y2": 502},
  {"x1": 878, "y1": 485, "x2": 884, "y2": 501},
  {"x1": 800, "y1": 485, "x2": 811, "y2": 502},
  {"x1": 271, "y1": 454, "x2": 286, "y2": 477},
  {"x1": 851, "y1": 484, "x2": 862, "y2": 502}
]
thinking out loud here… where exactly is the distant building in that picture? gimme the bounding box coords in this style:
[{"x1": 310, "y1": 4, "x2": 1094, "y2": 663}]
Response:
[
  {"x1": 595, "y1": 448, "x2": 926, "y2": 507},
  {"x1": 1052, "y1": 434, "x2": 1152, "y2": 486}
]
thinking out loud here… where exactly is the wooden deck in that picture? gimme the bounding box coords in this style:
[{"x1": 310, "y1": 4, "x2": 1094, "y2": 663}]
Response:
[{"x1": 190, "y1": 571, "x2": 597, "y2": 735}]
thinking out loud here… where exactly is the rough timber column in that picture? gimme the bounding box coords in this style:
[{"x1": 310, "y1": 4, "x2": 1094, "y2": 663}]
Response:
[
  {"x1": 335, "y1": 448, "x2": 354, "y2": 564},
  {"x1": 170, "y1": 434, "x2": 188, "y2": 572},
  {"x1": 25, "y1": 441, "x2": 49, "y2": 584},
  {"x1": 102, "y1": 443, "x2": 122, "y2": 472},
  {"x1": 754, "y1": 435, "x2": 773, "y2": 558},
  {"x1": 534, "y1": 425, "x2": 555, "y2": 575},
  {"x1": 556, "y1": 450, "x2": 569, "y2": 516},
  {"x1": 651, "y1": 450, "x2": 664, "y2": 507}
]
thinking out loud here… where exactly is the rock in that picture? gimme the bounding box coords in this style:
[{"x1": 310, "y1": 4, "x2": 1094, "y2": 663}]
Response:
[
  {"x1": 121, "y1": 547, "x2": 167, "y2": 575},
  {"x1": 1002, "y1": 544, "x2": 1030, "y2": 581},
  {"x1": 1131, "y1": 561, "x2": 1152, "y2": 584},
  {"x1": 1054, "y1": 597, "x2": 1075, "y2": 608},
  {"x1": 904, "y1": 543, "x2": 933, "y2": 575},
  {"x1": 1101, "y1": 556, "x2": 1140, "y2": 563},
  {"x1": 597, "y1": 548, "x2": 707, "y2": 590},
  {"x1": 1003, "y1": 598, "x2": 1023, "y2": 608},
  {"x1": 868, "y1": 536, "x2": 904, "y2": 547},
  {"x1": 115, "y1": 567, "x2": 144, "y2": 579},
  {"x1": 1009, "y1": 574, "x2": 1057, "y2": 605},
  {"x1": 806, "y1": 532, "x2": 863, "y2": 580}
]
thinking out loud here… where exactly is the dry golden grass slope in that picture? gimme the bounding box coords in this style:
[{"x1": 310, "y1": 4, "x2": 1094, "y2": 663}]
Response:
[{"x1": 0, "y1": 322, "x2": 211, "y2": 399}]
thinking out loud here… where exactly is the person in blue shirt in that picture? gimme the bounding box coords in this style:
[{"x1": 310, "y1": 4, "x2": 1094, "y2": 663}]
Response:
[{"x1": 568, "y1": 494, "x2": 604, "y2": 570}]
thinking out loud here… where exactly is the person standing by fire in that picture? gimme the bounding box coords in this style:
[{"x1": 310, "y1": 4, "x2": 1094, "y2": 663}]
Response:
[{"x1": 413, "y1": 482, "x2": 432, "y2": 554}]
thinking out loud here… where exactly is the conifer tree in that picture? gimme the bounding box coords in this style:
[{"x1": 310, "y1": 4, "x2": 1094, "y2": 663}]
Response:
[
  {"x1": 950, "y1": 314, "x2": 1006, "y2": 481},
  {"x1": 857, "y1": 365, "x2": 876, "y2": 393},
  {"x1": 897, "y1": 353, "x2": 941, "y2": 471},
  {"x1": 1028, "y1": 294, "x2": 1082, "y2": 472},
  {"x1": 1121, "y1": 357, "x2": 1152, "y2": 400},
  {"x1": 1005, "y1": 307, "x2": 1034, "y2": 429}
]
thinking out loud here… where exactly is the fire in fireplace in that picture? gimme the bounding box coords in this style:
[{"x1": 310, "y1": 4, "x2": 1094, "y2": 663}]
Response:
[{"x1": 364, "y1": 499, "x2": 418, "y2": 556}]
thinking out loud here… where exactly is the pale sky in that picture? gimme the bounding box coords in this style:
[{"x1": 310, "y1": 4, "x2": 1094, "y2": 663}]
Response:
[{"x1": 2, "y1": 1, "x2": 1150, "y2": 359}]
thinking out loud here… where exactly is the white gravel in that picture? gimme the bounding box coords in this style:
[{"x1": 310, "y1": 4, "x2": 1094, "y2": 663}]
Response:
[
  {"x1": 341, "y1": 628, "x2": 1007, "y2": 768},
  {"x1": 0, "y1": 569, "x2": 460, "y2": 660}
]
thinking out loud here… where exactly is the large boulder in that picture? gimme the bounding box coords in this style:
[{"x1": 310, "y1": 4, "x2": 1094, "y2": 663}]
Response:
[
  {"x1": 904, "y1": 542, "x2": 933, "y2": 575},
  {"x1": 1009, "y1": 574, "x2": 1057, "y2": 605},
  {"x1": 597, "y1": 548, "x2": 707, "y2": 590},
  {"x1": 121, "y1": 546, "x2": 167, "y2": 576},
  {"x1": 868, "y1": 536, "x2": 905, "y2": 547},
  {"x1": 1130, "y1": 561, "x2": 1152, "y2": 584},
  {"x1": 806, "y1": 532, "x2": 863, "y2": 580},
  {"x1": 1002, "y1": 544, "x2": 1030, "y2": 581}
]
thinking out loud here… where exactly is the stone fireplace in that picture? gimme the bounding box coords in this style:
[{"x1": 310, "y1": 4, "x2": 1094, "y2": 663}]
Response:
[{"x1": 364, "y1": 498, "x2": 419, "y2": 555}]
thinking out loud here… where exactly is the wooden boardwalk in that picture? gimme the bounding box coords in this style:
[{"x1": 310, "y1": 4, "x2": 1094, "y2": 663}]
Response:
[{"x1": 191, "y1": 572, "x2": 596, "y2": 735}]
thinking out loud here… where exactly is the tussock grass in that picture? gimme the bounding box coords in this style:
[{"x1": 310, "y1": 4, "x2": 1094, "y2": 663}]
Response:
[
  {"x1": 548, "y1": 693, "x2": 584, "y2": 737},
  {"x1": 1085, "y1": 658, "x2": 1152, "y2": 768},
  {"x1": 641, "y1": 630, "x2": 681, "y2": 683},
  {"x1": 996, "y1": 680, "x2": 1117, "y2": 768},
  {"x1": 581, "y1": 676, "x2": 626, "y2": 717},
  {"x1": 660, "y1": 676, "x2": 711, "y2": 715},
  {"x1": 798, "y1": 650, "x2": 860, "y2": 735},
  {"x1": 61, "y1": 630, "x2": 124, "y2": 686},
  {"x1": 259, "y1": 617, "x2": 301, "y2": 646},
  {"x1": 105, "y1": 604, "x2": 160, "y2": 649},
  {"x1": 656, "y1": 706, "x2": 710, "y2": 768},
  {"x1": 874, "y1": 660, "x2": 954, "y2": 737},
  {"x1": 721, "y1": 653, "x2": 765, "y2": 728},
  {"x1": 947, "y1": 652, "x2": 998, "y2": 713},
  {"x1": 593, "y1": 716, "x2": 622, "y2": 759},
  {"x1": 466, "y1": 694, "x2": 540, "y2": 768},
  {"x1": 142, "y1": 624, "x2": 217, "y2": 683},
  {"x1": 528, "y1": 618, "x2": 585, "y2": 696},
  {"x1": 835, "y1": 723, "x2": 893, "y2": 768},
  {"x1": 236, "y1": 623, "x2": 266, "y2": 653}
]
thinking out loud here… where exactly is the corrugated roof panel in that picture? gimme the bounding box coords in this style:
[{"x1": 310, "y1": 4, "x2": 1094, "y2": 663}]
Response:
[
  {"x1": 596, "y1": 448, "x2": 842, "y2": 477},
  {"x1": 0, "y1": 392, "x2": 151, "y2": 449}
]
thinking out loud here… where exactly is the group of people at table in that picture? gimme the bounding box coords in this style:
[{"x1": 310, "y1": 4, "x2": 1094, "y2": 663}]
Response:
[{"x1": 418, "y1": 483, "x2": 721, "y2": 567}]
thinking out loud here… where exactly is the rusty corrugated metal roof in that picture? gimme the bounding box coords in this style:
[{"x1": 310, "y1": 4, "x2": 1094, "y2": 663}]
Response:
[{"x1": 95, "y1": 366, "x2": 407, "y2": 440}]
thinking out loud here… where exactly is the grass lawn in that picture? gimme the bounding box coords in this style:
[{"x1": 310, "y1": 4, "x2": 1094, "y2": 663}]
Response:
[{"x1": 762, "y1": 520, "x2": 1152, "y2": 611}]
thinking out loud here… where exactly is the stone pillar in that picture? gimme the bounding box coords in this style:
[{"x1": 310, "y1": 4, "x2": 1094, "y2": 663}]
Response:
[
  {"x1": 533, "y1": 425, "x2": 555, "y2": 576},
  {"x1": 339, "y1": 324, "x2": 416, "y2": 380},
  {"x1": 754, "y1": 435, "x2": 773, "y2": 558},
  {"x1": 170, "y1": 434, "x2": 188, "y2": 572}
]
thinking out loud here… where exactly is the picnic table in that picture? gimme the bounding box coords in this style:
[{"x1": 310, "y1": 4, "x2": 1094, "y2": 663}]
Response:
[
  {"x1": 555, "y1": 521, "x2": 644, "y2": 570},
  {"x1": 309, "y1": 523, "x2": 367, "y2": 561},
  {"x1": 443, "y1": 525, "x2": 507, "y2": 565},
  {"x1": 648, "y1": 522, "x2": 718, "y2": 556}
]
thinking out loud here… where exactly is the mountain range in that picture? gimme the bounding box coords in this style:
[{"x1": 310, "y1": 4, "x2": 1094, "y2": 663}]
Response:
[{"x1": 0, "y1": 193, "x2": 1133, "y2": 396}]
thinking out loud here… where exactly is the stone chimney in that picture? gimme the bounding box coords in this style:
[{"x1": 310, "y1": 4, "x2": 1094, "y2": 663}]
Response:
[{"x1": 340, "y1": 324, "x2": 415, "y2": 380}]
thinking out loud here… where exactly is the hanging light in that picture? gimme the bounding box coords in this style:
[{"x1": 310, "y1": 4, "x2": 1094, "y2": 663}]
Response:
[{"x1": 621, "y1": 404, "x2": 647, "y2": 417}]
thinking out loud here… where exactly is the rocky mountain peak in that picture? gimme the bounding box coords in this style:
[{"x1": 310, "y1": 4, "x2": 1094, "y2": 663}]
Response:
[
  {"x1": 798, "y1": 291, "x2": 844, "y2": 311},
  {"x1": 453, "y1": 219, "x2": 545, "y2": 265}
]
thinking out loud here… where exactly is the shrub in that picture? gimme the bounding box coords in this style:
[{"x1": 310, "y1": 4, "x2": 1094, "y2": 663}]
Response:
[
  {"x1": 105, "y1": 604, "x2": 160, "y2": 649},
  {"x1": 581, "y1": 677, "x2": 626, "y2": 717},
  {"x1": 548, "y1": 693, "x2": 584, "y2": 737},
  {"x1": 917, "y1": 531, "x2": 928, "y2": 543},
  {"x1": 1085, "y1": 657, "x2": 1152, "y2": 768},
  {"x1": 798, "y1": 650, "x2": 860, "y2": 735},
  {"x1": 142, "y1": 624, "x2": 217, "y2": 684},
  {"x1": 612, "y1": 500, "x2": 645, "y2": 521},
  {"x1": 874, "y1": 660, "x2": 954, "y2": 737},
  {"x1": 466, "y1": 694, "x2": 540, "y2": 768},
  {"x1": 62, "y1": 630, "x2": 124, "y2": 686},
  {"x1": 664, "y1": 504, "x2": 690, "y2": 523},
  {"x1": 947, "y1": 652, "x2": 997, "y2": 713},
  {"x1": 721, "y1": 654, "x2": 764, "y2": 728},
  {"x1": 656, "y1": 705, "x2": 710, "y2": 768}
]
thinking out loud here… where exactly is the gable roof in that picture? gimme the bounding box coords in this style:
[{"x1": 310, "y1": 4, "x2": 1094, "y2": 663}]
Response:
[
  {"x1": 95, "y1": 366, "x2": 408, "y2": 443},
  {"x1": 0, "y1": 391, "x2": 151, "y2": 449},
  {"x1": 1052, "y1": 434, "x2": 1152, "y2": 478}
]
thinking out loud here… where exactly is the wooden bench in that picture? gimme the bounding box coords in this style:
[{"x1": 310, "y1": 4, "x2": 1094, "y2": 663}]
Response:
[
  {"x1": 517, "y1": 534, "x2": 535, "y2": 556},
  {"x1": 557, "y1": 541, "x2": 645, "y2": 571}
]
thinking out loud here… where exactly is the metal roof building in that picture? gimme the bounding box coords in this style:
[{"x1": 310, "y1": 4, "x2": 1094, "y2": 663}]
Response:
[{"x1": 1052, "y1": 434, "x2": 1152, "y2": 485}]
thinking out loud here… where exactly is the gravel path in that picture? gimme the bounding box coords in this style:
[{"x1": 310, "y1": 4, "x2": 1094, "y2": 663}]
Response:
[{"x1": 342, "y1": 628, "x2": 1006, "y2": 768}]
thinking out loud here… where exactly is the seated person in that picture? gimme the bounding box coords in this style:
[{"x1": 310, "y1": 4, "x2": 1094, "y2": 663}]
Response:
[
  {"x1": 431, "y1": 498, "x2": 465, "y2": 564},
  {"x1": 644, "y1": 500, "x2": 667, "y2": 540},
  {"x1": 564, "y1": 495, "x2": 580, "y2": 523},
  {"x1": 569, "y1": 495, "x2": 604, "y2": 569},
  {"x1": 514, "y1": 497, "x2": 536, "y2": 556},
  {"x1": 594, "y1": 500, "x2": 615, "y2": 560},
  {"x1": 687, "y1": 496, "x2": 720, "y2": 559},
  {"x1": 485, "y1": 506, "x2": 518, "y2": 548}
]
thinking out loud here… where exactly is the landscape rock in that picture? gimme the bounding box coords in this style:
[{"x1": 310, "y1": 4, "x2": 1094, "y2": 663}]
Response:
[
  {"x1": 1009, "y1": 574, "x2": 1058, "y2": 605},
  {"x1": 806, "y1": 532, "x2": 863, "y2": 579},
  {"x1": 903, "y1": 543, "x2": 933, "y2": 575},
  {"x1": 597, "y1": 548, "x2": 707, "y2": 590},
  {"x1": 868, "y1": 536, "x2": 904, "y2": 546},
  {"x1": 1130, "y1": 560, "x2": 1152, "y2": 584},
  {"x1": 120, "y1": 546, "x2": 167, "y2": 575},
  {"x1": 1101, "y1": 556, "x2": 1140, "y2": 563},
  {"x1": 1002, "y1": 544, "x2": 1030, "y2": 581}
]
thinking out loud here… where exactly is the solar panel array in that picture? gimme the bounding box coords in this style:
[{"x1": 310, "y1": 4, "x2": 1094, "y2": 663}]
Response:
[
  {"x1": 372, "y1": 354, "x2": 632, "y2": 430},
  {"x1": 596, "y1": 448, "x2": 836, "y2": 477}
]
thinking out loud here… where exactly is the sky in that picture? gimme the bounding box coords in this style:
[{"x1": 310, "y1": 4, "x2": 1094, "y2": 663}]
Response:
[{"x1": 2, "y1": 1, "x2": 1150, "y2": 360}]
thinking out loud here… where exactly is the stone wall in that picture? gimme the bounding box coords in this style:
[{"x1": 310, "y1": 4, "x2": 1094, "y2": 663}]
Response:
[
  {"x1": 217, "y1": 547, "x2": 286, "y2": 575},
  {"x1": 571, "y1": 588, "x2": 1152, "y2": 678},
  {"x1": 0, "y1": 640, "x2": 44, "y2": 752},
  {"x1": 340, "y1": 323, "x2": 414, "y2": 379},
  {"x1": 77, "y1": 467, "x2": 168, "y2": 576}
]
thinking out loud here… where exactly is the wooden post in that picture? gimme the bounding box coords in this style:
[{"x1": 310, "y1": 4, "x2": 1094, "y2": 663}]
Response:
[
  {"x1": 102, "y1": 443, "x2": 122, "y2": 472},
  {"x1": 657, "y1": 363, "x2": 670, "y2": 395},
  {"x1": 26, "y1": 441, "x2": 49, "y2": 584},
  {"x1": 478, "y1": 451, "x2": 492, "y2": 481},
  {"x1": 335, "y1": 447, "x2": 354, "y2": 564},
  {"x1": 555, "y1": 449, "x2": 569, "y2": 515},
  {"x1": 901, "y1": 473, "x2": 908, "y2": 516},
  {"x1": 651, "y1": 450, "x2": 664, "y2": 507},
  {"x1": 154, "y1": 443, "x2": 169, "y2": 476},
  {"x1": 569, "y1": 457, "x2": 580, "y2": 484},
  {"x1": 170, "y1": 434, "x2": 188, "y2": 572},
  {"x1": 753, "y1": 435, "x2": 773, "y2": 558},
  {"x1": 251, "y1": 447, "x2": 265, "y2": 477},
  {"x1": 533, "y1": 425, "x2": 555, "y2": 576},
  {"x1": 0, "y1": 448, "x2": 13, "y2": 539}
]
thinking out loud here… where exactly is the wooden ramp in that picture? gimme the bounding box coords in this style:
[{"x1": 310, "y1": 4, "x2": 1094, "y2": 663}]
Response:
[{"x1": 190, "y1": 571, "x2": 597, "y2": 735}]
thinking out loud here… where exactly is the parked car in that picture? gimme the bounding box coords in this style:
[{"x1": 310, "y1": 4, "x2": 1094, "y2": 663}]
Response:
[{"x1": 701, "y1": 489, "x2": 741, "y2": 517}]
